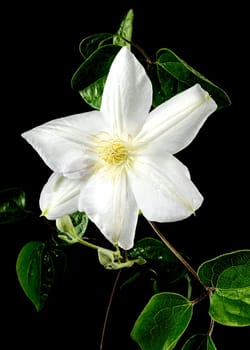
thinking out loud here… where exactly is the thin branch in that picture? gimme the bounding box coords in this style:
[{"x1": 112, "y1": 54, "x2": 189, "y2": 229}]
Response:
[
  {"x1": 208, "y1": 318, "x2": 215, "y2": 336},
  {"x1": 99, "y1": 269, "x2": 122, "y2": 350},
  {"x1": 120, "y1": 35, "x2": 153, "y2": 65},
  {"x1": 191, "y1": 290, "x2": 210, "y2": 305},
  {"x1": 147, "y1": 220, "x2": 208, "y2": 291}
]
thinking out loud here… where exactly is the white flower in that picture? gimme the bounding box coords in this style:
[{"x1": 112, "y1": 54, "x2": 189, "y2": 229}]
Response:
[{"x1": 22, "y1": 47, "x2": 217, "y2": 250}]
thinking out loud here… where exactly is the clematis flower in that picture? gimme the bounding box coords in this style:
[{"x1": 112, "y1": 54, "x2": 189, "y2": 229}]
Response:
[{"x1": 22, "y1": 47, "x2": 217, "y2": 250}]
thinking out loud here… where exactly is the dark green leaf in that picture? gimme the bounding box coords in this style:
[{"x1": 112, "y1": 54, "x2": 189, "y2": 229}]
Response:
[
  {"x1": 71, "y1": 45, "x2": 121, "y2": 108},
  {"x1": 198, "y1": 250, "x2": 250, "y2": 326},
  {"x1": 198, "y1": 250, "x2": 250, "y2": 287},
  {"x1": 0, "y1": 187, "x2": 27, "y2": 224},
  {"x1": 128, "y1": 237, "x2": 187, "y2": 283},
  {"x1": 155, "y1": 48, "x2": 231, "y2": 110},
  {"x1": 78, "y1": 9, "x2": 134, "y2": 59},
  {"x1": 72, "y1": 9, "x2": 134, "y2": 109},
  {"x1": 128, "y1": 237, "x2": 177, "y2": 263},
  {"x1": 79, "y1": 33, "x2": 113, "y2": 59},
  {"x1": 16, "y1": 241, "x2": 56, "y2": 311},
  {"x1": 182, "y1": 333, "x2": 217, "y2": 350},
  {"x1": 131, "y1": 292, "x2": 193, "y2": 350},
  {"x1": 79, "y1": 75, "x2": 106, "y2": 109},
  {"x1": 149, "y1": 64, "x2": 175, "y2": 107},
  {"x1": 113, "y1": 8, "x2": 134, "y2": 49}
]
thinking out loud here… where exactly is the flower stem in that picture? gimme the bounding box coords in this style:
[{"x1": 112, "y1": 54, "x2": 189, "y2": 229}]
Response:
[
  {"x1": 99, "y1": 269, "x2": 121, "y2": 350},
  {"x1": 147, "y1": 220, "x2": 208, "y2": 291},
  {"x1": 77, "y1": 237, "x2": 104, "y2": 251},
  {"x1": 208, "y1": 318, "x2": 215, "y2": 336},
  {"x1": 185, "y1": 274, "x2": 192, "y2": 300}
]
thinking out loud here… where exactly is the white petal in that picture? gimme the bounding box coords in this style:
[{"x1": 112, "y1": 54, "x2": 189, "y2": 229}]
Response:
[
  {"x1": 78, "y1": 168, "x2": 139, "y2": 250},
  {"x1": 129, "y1": 154, "x2": 203, "y2": 222},
  {"x1": 135, "y1": 84, "x2": 217, "y2": 154},
  {"x1": 40, "y1": 173, "x2": 82, "y2": 219},
  {"x1": 22, "y1": 111, "x2": 107, "y2": 177},
  {"x1": 100, "y1": 47, "x2": 152, "y2": 137}
]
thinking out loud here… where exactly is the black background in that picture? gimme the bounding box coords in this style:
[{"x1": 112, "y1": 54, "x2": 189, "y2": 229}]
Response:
[{"x1": 1, "y1": 1, "x2": 249, "y2": 349}]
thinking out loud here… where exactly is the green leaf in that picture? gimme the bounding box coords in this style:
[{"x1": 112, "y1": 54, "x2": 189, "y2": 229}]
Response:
[
  {"x1": 78, "y1": 9, "x2": 134, "y2": 60},
  {"x1": 128, "y1": 237, "x2": 177, "y2": 263},
  {"x1": 56, "y1": 211, "x2": 88, "y2": 244},
  {"x1": 79, "y1": 33, "x2": 113, "y2": 59},
  {"x1": 0, "y1": 187, "x2": 27, "y2": 224},
  {"x1": 128, "y1": 237, "x2": 187, "y2": 283},
  {"x1": 79, "y1": 75, "x2": 106, "y2": 109},
  {"x1": 181, "y1": 334, "x2": 217, "y2": 350},
  {"x1": 209, "y1": 264, "x2": 250, "y2": 326},
  {"x1": 71, "y1": 44, "x2": 121, "y2": 109},
  {"x1": 149, "y1": 64, "x2": 173, "y2": 107},
  {"x1": 113, "y1": 8, "x2": 134, "y2": 49},
  {"x1": 198, "y1": 250, "x2": 250, "y2": 326},
  {"x1": 69, "y1": 211, "x2": 88, "y2": 237},
  {"x1": 131, "y1": 292, "x2": 193, "y2": 350},
  {"x1": 16, "y1": 241, "x2": 56, "y2": 311},
  {"x1": 72, "y1": 9, "x2": 134, "y2": 109},
  {"x1": 198, "y1": 250, "x2": 250, "y2": 287},
  {"x1": 155, "y1": 48, "x2": 231, "y2": 110}
]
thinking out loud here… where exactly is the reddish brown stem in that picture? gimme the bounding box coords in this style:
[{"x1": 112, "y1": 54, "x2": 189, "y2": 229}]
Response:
[
  {"x1": 99, "y1": 269, "x2": 122, "y2": 350},
  {"x1": 148, "y1": 220, "x2": 208, "y2": 291}
]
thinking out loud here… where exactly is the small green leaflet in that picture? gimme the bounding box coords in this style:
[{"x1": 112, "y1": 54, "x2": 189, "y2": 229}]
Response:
[
  {"x1": 113, "y1": 8, "x2": 133, "y2": 49},
  {"x1": 69, "y1": 211, "x2": 88, "y2": 237},
  {"x1": 56, "y1": 211, "x2": 88, "y2": 244},
  {"x1": 0, "y1": 187, "x2": 27, "y2": 224},
  {"x1": 131, "y1": 292, "x2": 193, "y2": 350},
  {"x1": 181, "y1": 333, "x2": 217, "y2": 350},
  {"x1": 198, "y1": 250, "x2": 250, "y2": 326},
  {"x1": 78, "y1": 8, "x2": 133, "y2": 60},
  {"x1": 71, "y1": 9, "x2": 134, "y2": 109},
  {"x1": 79, "y1": 33, "x2": 113, "y2": 60},
  {"x1": 16, "y1": 241, "x2": 57, "y2": 311}
]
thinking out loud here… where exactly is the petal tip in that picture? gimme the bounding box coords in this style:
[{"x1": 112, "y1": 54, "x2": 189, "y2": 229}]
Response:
[{"x1": 40, "y1": 209, "x2": 48, "y2": 218}]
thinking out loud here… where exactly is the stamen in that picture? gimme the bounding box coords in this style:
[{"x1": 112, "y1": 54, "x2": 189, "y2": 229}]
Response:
[
  {"x1": 101, "y1": 140, "x2": 128, "y2": 164},
  {"x1": 98, "y1": 139, "x2": 128, "y2": 165}
]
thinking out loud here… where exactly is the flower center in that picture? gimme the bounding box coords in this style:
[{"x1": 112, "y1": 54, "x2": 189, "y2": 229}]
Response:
[{"x1": 98, "y1": 138, "x2": 128, "y2": 165}]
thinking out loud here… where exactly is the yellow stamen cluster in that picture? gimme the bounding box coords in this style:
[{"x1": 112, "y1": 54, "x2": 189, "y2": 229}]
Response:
[{"x1": 97, "y1": 137, "x2": 129, "y2": 165}]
